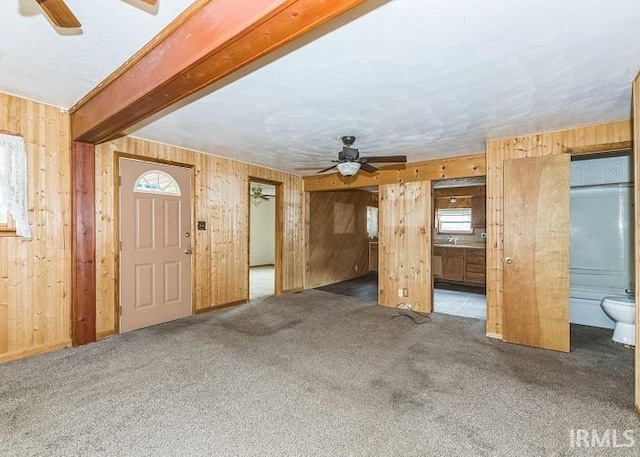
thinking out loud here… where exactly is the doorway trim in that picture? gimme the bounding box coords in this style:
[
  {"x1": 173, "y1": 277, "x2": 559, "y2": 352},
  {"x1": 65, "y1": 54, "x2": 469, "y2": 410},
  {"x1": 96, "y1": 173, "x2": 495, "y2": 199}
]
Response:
[
  {"x1": 247, "y1": 177, "x2": 284, "y2": 298},
  {"x1": 430, "y1": 178, "x2": 488, "y2": 321},
  {"x1": 114, "y1": 152, "x2": 195, "y2": 335}
]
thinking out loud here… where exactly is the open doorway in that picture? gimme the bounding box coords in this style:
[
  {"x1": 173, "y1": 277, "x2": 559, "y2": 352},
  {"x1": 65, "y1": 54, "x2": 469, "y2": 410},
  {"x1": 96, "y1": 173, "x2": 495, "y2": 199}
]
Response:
[
  {"x1": 249, "y1": 181, "x2": 277, "y2": 300},
  {"x1": 308, "y1": 187, "x2": 379, "y2": 302},
  {"x1": 569, "y1": 152, "x2": 635, "y2": 345},
  {"x1": 431, "y1": 178, "x2": 487, "y2": 320}
]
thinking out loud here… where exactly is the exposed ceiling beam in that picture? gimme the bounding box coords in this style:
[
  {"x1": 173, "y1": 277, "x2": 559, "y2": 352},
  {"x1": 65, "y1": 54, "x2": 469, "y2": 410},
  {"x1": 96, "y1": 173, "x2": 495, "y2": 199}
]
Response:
[{"x1": 70, "y1": 0, "x2": 372, "y2": 144}]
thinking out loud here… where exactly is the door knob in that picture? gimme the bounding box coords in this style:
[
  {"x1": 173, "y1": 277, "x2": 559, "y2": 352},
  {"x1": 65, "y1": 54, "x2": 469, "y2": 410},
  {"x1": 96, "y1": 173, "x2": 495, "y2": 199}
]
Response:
[
  {"x1": 505, "y1": 257, "x2": 513, "y2": 264},
  {"x1": 185, "y1": 248, "x2": 193, "y2": 255}
]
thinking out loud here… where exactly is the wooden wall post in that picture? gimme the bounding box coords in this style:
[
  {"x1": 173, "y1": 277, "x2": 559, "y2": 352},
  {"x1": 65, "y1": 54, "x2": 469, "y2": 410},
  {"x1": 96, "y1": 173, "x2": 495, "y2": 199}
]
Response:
[{"x1": 71, "y1": 141, "x2": 96, "y2": 346}]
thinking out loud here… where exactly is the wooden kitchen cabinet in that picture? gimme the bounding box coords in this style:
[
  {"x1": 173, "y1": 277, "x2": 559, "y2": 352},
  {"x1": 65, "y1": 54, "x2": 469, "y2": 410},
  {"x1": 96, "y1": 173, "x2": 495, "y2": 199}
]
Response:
[
  {"x1": 433, "y1": 246, "x2": 444, "y2": 278},
  {"x1": 443, "y1": 249, "x2": 465, "y2": 281},
  {"x1": 434, "y1": 246, "x2": 486, "y2": 285},
  {"x1": 472, "y1": 196, "x2": 486, "y2": 228},
  {"x1": 465, "y1": 248, "x2": 486, "y2": 284}
]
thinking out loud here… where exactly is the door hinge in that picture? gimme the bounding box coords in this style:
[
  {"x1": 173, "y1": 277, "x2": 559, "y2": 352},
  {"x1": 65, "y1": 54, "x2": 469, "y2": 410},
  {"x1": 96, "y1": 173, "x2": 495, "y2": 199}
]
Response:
[
  {"x1": 119, "y1": 306, "x2": 122, "y2": 317},
  {"x1": 118, "y1": 176, "x2": 122, "y2": 186}
]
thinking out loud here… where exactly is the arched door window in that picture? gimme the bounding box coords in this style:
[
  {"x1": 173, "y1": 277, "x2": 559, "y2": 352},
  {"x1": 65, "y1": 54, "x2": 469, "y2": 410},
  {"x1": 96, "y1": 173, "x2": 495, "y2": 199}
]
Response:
[{"x1": 133, "y1": 170, "x2": 181, "y2": 196}]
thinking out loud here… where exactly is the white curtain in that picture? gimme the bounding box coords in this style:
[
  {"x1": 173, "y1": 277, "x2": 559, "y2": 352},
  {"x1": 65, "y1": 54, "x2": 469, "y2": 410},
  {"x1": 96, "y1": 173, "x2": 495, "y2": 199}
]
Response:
[{"x1": 0, "y1": 134, "x2": 30, "y2": 238}]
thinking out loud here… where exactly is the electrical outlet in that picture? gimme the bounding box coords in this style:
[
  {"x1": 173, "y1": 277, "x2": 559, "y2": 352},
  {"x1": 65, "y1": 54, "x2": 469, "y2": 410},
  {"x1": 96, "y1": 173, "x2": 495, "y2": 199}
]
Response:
[
  {"x1": 403, "y1": 288, "x2": 409, "y2": 297},
  {"x1": 398, "y1": 288, "x2": 403, "y2": 298}
]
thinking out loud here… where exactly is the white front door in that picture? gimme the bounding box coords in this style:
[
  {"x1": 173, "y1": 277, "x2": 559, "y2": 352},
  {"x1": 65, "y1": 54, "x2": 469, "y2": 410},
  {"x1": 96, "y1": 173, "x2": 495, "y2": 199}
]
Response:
[{"x1": 119, "y1": 158, "x2": 192, "y2": 333}]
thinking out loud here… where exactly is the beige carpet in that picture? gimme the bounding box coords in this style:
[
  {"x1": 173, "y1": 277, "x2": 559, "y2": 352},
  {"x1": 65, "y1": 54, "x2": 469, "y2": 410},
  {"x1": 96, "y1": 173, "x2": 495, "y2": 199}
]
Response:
[{"x1": 1, "y1": 289, "x2": 637, "y2": 456}]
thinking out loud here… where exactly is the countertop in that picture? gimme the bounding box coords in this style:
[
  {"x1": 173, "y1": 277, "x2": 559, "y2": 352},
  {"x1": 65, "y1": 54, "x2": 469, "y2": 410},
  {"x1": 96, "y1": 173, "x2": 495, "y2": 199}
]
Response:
[{"x1": 434, "y1": 242, "x2": 485, "y2": 250}]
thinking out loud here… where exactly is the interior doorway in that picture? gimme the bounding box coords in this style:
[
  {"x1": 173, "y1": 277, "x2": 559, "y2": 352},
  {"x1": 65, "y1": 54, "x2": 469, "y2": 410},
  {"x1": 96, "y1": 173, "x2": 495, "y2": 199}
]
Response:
[
  {"x1": 569, "y1": 152, "x2": 634, "y2": 339},
  {"x1": 431, "y1": 178, "x2": 487, "y2": 320},
  {"x1": 308, "y1": 187, "x2": 379, "y2": 302},
  {"x1": 249, "y1": 180, "x2": 277, "y2": 299}
]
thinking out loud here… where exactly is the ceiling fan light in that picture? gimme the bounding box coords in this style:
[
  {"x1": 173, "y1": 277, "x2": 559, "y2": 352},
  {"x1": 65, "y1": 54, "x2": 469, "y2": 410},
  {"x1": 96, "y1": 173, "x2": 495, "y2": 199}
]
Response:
[{"x1": 337, "y1": 162, "x2": 361, "y2": 176}]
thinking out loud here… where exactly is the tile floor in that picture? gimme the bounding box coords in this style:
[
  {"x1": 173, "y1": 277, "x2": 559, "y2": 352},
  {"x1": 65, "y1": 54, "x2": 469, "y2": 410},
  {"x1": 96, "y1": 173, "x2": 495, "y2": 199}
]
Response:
[
  {"x1": 250, "y1": 265, "x2": 274, "y2": 299},
  {"x1": 433, "y1": 288, "x2": 486, "y2": 320}
]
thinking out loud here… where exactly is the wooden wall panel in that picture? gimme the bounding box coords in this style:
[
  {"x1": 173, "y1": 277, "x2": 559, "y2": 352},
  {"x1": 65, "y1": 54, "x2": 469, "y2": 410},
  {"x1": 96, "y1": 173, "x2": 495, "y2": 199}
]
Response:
[
  {"x1": 0, "y1": 93, "x2": 72, "y2": 362},
  {"x1": 304, "y1": 154, "x2": 485, "y2": 191},
  {"x1": 94, "y1": 137, "x2": 304, "y2": 335},
  {"x1": 306, "y1": 190, "x2": 374, "y2": 289},
  {"x1": 379, "y1": 181, "x2": 431, "y2": 312},
  {"x1": 486, "y1": 120, "x2": 632, "y2": 338}
]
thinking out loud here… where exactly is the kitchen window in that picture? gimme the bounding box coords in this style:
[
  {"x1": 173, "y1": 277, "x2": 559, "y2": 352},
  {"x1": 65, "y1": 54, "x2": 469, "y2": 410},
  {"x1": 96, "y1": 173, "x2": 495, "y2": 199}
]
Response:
[{"x1": 437, "y1": 208, "x2": 473, "y2": 234}]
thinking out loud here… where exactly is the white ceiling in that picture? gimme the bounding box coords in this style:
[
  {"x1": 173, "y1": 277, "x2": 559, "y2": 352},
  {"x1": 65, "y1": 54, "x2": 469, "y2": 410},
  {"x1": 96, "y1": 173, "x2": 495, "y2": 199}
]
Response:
[
  {"x1": 0, "y1": 0, "x2": 194, "y2": 108},
  {"x1": 2, "y1": 0, "x2": 640, "y2": 176}
]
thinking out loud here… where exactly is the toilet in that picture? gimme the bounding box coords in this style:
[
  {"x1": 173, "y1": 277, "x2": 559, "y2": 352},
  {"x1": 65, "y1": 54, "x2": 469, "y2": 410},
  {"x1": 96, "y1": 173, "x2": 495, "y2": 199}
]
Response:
[{"x1": 600, "y1": 295, "x2": 636, "y2": 346}]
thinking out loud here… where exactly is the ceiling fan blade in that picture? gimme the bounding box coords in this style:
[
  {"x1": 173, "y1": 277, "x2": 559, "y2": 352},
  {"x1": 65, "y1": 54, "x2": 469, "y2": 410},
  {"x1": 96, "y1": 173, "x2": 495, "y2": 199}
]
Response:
[
  {"x1": 317, "y1": 164, "x2": 338, "y2": 174},
  {"x1": 36, "y1": 0, "x2": 81, "y2": 28},
  {"x1": 360, "y1": 162, "x2": 379, "y2": 173},
  {"x1": 363, "y1": 155, "x2": 407, "y2": 163},
  {"x1": 139, "y1": 0, "x2": 158, "y2": 4}
]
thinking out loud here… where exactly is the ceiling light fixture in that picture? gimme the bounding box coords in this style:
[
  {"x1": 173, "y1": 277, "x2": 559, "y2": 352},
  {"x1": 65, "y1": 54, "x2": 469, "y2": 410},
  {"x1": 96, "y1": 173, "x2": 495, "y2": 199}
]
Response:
[
  {"x1": 336, "y1": 162, "x2": 361, "y2": 176},
  {"x1": 251, "y1": 187, "x2": 264, "y2": 205}
]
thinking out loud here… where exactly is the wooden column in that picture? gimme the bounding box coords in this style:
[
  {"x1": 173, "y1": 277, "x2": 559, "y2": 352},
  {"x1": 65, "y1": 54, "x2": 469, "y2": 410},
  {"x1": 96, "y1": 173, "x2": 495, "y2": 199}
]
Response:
[{"x1": 71, "y1": 141, "x2": 96, "y2": 346}]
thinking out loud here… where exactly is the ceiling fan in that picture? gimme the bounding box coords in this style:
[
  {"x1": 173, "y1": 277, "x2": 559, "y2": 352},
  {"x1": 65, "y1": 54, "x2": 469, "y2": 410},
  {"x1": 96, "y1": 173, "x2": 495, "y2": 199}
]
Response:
[
  {"x1": 250, "y1": 186, "x2": 275, "y2": 205},
  {"x1": 35, "y1": 0, "x2": 157, "y2": 28},
  {"x1": 298, "y1": 136, "x2": 407, "y2": 177}
]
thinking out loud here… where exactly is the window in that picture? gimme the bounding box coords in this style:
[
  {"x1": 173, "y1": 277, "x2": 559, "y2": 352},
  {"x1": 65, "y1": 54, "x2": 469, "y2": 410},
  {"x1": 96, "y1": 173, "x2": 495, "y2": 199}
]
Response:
[
  {"x1": 367, "y1": 206, "x2": 378, "y2": 239},
  {"x1": 134, "y1": 170, "x2": 181, "y2": 195},
  {"x1": 0, "y1": 153, "x2": 7, "y2": 227},
  {"x1": 0, "y1": 133, "x2": 29, "y2": 237},
  {"x1": 437, "y1": 208, "x2": 473, "y2": 234}
]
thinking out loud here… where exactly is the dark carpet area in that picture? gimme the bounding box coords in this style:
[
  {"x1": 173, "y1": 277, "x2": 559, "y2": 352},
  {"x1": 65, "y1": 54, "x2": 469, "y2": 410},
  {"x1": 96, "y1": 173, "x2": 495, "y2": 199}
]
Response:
[
  {"x1": 317, "y1": 273, "x2": 378, "y2": 301},
  {"x1": 0, "y1": 290, "x2": 637, "y2": 456}
]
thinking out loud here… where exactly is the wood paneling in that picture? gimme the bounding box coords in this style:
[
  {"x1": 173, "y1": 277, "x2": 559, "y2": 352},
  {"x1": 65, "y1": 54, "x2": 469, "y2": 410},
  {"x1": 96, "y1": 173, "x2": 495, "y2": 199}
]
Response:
[
  {"x1": 305, "y1": 190, "x2": 373, "y2": 289},
  {"x1": 379, "y1": 182, "x2": 431, "y2": 312},
  {"x1": 633, "y1": 74, "x2": 640, "y2": 418},
  {"x1": 95, "y1": 137, "x2": 304, "y2": 335},
  {"x1": 71, "y1": 0, "x2": 371, "y2": 143},
  {"x1": 433, "y1": 185, "x2": 485, "y2": 198},
  {"x1": 0, "y1": 93, "x2": 72, "y2": 362},
  {"x1": 486, "y1": 119, "x2": 632, "y2": 338},
  {"x1": 502, "y1": 154, "x2": 570, "y2": 352},
  {"x1": 304, "y1": 154, "x2": 485, "y2": 192},
  {"x1": 71, "y1": 141, "x2": 96, "y2": 346},
  {"x1": 435, "y1": 196, "x2": 472, "y2": 210}
]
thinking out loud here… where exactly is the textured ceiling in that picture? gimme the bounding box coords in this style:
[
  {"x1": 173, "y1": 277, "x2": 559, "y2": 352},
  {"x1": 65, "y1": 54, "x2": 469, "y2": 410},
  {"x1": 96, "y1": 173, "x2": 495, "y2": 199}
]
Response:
[
  {"x1": 0, "y1": 0, "x2": 193, "y2": 108},
  {"x1": 2, "y1": 0, "x2": 640, "y2": 176}
]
